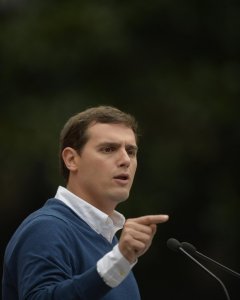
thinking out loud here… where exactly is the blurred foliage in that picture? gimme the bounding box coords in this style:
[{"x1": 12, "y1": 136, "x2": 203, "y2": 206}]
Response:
[{"x1": 1, "y1": 0, "x2": 240, "y2": 299}]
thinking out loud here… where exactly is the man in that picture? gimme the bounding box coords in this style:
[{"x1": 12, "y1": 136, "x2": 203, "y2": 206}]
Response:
[{"x1": 2, "y1": 106, "x2": 169, "y2": 299}]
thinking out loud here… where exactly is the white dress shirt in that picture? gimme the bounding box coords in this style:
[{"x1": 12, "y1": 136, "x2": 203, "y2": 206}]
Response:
[{"x1": 55, "y1": 186, "x2": 136, "y2": 287}]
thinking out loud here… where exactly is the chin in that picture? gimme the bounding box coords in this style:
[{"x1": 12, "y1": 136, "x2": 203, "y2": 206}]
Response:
[
  {"x1": 108, "y1": 188, "x2": 130, "y2": 204},
  {"x1": 115, "y1": 192, "x2": 130, "y2": 203}
]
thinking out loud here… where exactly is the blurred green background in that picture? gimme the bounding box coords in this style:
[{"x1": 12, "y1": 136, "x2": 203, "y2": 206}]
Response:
[{"x1": 1, "y1": 0, "x2": 240, "y2": 299}]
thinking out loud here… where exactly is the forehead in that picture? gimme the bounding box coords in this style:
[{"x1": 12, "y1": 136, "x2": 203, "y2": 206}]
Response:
[{"x1": 86, "y1": 123, "x2": 137, "y2": 145}]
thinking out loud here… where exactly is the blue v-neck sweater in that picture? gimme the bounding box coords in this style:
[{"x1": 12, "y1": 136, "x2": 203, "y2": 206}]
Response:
[{"x1": 2, "y1": 199, "x2": 141, "y2": 300}]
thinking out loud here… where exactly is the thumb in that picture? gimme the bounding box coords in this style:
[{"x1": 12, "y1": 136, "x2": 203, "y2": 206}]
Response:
[{"x1": 150, "y1": 223, "x2": 157, "y2": 235}]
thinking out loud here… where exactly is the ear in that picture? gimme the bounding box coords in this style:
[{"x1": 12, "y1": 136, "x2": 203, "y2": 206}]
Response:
[{"x1": 62, "y1": 147, "x2": 79, "y2": 173}]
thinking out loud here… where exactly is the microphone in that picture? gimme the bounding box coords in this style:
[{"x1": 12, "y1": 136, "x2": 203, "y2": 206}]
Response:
[
  {"x1": 167, "y1": 238, "x2": 231, "y2": 300},
  {"x1": 181, "y1": 241, "x2": 240, "y2": 279}
]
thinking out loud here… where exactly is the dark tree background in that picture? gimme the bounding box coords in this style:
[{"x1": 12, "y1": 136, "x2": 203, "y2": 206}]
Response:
[{"x1": 1, "y1": 0, "x2": 240, "y2": 299}]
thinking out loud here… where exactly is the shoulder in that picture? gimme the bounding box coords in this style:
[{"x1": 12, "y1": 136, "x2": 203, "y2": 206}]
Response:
[
  {"x1": 4, "y1": 199, "x2": 86, "y2": 264},
  {"x1": 10, "y1": 199, "x2": 76, "y2": 247},
  {"x1": 23, "y1": 198, "x2": 75, "y2": 226}
]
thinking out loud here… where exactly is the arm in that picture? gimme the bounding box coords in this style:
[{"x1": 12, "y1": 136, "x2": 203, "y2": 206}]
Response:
[{"x1": 15, "y1": 217, "x2": 111, "y2": 300}]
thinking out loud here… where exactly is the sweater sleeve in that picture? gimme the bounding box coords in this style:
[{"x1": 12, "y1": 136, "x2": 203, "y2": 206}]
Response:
[{"x1": 14, "y1": 216, "x2": 111, "y2": 300}]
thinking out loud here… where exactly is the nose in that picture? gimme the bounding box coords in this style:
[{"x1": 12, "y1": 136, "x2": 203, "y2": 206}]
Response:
[{"x1": 118, "y1": 149, "x2": 131, "y2": 168}]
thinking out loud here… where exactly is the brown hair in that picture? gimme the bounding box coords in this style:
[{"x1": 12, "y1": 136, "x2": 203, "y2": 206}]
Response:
[{"x1": 59, "y1": 105, "x2": 138, "y2": 181}]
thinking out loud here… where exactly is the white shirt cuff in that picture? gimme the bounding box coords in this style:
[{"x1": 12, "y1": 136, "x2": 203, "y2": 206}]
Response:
[{"x1": 97, "y1": 244, "x2": 137, "y2": 288}]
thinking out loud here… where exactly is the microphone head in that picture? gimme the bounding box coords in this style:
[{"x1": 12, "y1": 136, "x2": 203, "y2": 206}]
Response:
[
  {"x1": 167, "y1": 238, "x2": 181, "y2": 252},
  {"x1": 181, "y1": 242, "x2": 197, "y2": 254}
]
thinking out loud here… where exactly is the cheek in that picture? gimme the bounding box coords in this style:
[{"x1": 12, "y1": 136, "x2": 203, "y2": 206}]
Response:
[
  {"x1": 131, "y1": 160, "x2": 137, "y2": 173},
  {"x1": 87, "y1": 160, "x2": 110, "y2": 179}
]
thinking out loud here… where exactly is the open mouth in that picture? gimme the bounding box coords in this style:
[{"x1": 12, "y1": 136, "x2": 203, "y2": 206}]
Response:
[{"x1": 114, "y1": 174, "x2": 129, "y2": 181}]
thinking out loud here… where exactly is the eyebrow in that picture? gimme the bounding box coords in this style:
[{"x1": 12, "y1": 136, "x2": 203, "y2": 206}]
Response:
[
  {"x1": 126, "y1": 144, "x2": 138, "y2": 152},
  {"x1": 97, "y1": 142, "x2": 138, "y2": 151}
]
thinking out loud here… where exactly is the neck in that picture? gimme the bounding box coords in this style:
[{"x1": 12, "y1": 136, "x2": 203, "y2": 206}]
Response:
[{"x1": 66, "y1": 183, "x2": 116, "y2": 215}]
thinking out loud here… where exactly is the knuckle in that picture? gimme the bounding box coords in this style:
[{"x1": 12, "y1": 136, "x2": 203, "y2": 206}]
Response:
[{"x1": 144, "y1": 216, "x2": 152, "y2": 224}]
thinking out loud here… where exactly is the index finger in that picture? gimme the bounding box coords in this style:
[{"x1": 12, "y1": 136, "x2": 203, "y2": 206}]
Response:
[{"x1": 130, "y1": 214, "x2": 169, "y2": 225}]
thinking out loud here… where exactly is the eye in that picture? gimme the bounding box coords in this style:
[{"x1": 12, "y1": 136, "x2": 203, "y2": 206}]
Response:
[
  {"x1": 127, "y1": 148, "x2": 137, "y2": 157},
  {"x1": 101, "y1": 146, "x2": 115, "y2": 153}
]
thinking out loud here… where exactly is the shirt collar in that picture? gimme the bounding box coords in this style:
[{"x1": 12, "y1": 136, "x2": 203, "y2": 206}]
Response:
[{"x1": 55, "y1": 186, "x2": 125, "y2": 243}]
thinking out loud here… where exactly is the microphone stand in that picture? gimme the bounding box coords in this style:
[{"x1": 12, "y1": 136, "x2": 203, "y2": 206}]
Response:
[
  {"x1": 183, "y1": 244, "x2": 240, "y2": 279},
  {"x1": 179, "y1": 247, "x2": 231, "y2": 300}
]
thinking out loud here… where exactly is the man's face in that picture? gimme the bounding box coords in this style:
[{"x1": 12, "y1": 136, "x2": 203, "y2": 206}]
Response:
[{"x1": 72, "y1": 123, "x2": 138, "y2": 213}]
